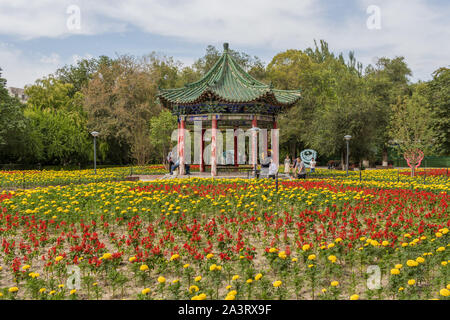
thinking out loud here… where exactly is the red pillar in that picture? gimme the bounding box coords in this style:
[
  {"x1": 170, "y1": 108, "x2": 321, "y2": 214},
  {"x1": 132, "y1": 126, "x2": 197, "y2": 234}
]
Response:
[
  {"x1": 234, "y1": 127, "x2": 238, "y2": 167},
  {"x1": 211, "y1": 117, "x2": 217, "y2": 177},
  {"x1": 179, "y1": 117, "x2": 185, "y2": 175},
  {"x1": 251, "y1": 116, "x2": 257, "y2": 168},
  {"x1": 200, "y1": 128, "x2": 205, "y2": 172},
  {"x1": 271, "y1": 119, "x2": 279, "y2": 166}
]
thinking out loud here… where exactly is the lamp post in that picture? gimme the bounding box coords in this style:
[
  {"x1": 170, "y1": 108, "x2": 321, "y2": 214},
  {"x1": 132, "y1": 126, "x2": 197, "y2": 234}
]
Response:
[
  {"x1": 344, "y1": 135, "x2": 352, "y2": 176},
  {"x1": 91, "y1": 131, "x2": 99, "y2": 174}
]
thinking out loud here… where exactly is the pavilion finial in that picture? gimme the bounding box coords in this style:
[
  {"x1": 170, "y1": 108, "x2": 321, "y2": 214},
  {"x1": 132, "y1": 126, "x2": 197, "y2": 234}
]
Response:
[{"x1": 223, "y1": 43, "x2": 229, "y2": 52}]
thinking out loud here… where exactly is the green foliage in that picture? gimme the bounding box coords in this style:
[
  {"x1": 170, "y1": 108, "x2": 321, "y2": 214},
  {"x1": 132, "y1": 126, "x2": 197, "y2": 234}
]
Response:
[
  {"x1": 427, "y1": 68, "x2": 450, "y2": 155},
  {"x1": 388, "y1": 86, "x2": 436, "y2": 155},
  {"x1": 149, "y1": 109, "x2": 178, "y2": 163}
]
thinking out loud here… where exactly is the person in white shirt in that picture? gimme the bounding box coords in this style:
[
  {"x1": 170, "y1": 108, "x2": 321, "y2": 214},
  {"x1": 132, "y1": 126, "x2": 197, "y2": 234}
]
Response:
[
  {"x1": 310, "y1": 158, "x2": 316, "y2": 173},
  {"x1": 284, "y1": 155, "x2": 291, "y2": 174},
  {"x1": 268, "y1": 159, "x2": 278, "y2": 179}
]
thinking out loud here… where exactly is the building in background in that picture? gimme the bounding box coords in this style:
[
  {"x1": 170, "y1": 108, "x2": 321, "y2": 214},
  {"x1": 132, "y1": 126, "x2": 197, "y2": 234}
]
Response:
[{"x1": 7, "y1": 87, "x2": 28, "y2": 103}]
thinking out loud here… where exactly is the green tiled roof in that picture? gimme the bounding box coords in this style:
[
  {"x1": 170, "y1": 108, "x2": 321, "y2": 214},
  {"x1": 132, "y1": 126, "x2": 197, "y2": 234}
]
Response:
[{"x1": 158, "y1": 43, "x2": 301, "y2": 108}]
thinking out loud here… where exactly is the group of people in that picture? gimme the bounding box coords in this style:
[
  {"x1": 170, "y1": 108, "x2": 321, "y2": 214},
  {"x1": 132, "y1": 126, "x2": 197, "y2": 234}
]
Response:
[
  {"x1": 167, "y1": 151, "x2": 190, "y2": 175},
  {"x1": 166, "y1": 149, "x2": 317, "y2": 180},
  {"x1": 284, "y1": 155, "x2": 316, "y2": 179}
]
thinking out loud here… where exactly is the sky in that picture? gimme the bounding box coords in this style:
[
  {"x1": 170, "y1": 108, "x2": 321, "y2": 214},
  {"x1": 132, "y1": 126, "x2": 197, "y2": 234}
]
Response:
[{"x1": 0, "y1": 0, "x2": 449, "y2": 88}]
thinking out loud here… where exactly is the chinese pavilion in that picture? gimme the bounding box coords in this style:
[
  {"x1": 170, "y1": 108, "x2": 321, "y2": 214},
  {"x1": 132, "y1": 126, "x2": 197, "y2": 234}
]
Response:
[{"x1": 158, "y1": 43, "x2": 301, "y2": 176}]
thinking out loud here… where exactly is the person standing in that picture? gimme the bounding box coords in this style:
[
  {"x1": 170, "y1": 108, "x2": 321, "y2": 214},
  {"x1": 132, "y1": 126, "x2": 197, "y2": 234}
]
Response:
[
  {"x1": 310, "y1": 158, "x2": 316, "y2": 173},
  {"x1": 284, "y1": 155, "x2": 291, "y2": 174},
  {"x1": 268, "y1": 159, "x2": 278, "y2": 179},
  {"x1": 295, "y1": 157, "x2": 306, "y2": 179},
  {"x1": 167, "y1": 151, "x2": 174, "y2": 174}
]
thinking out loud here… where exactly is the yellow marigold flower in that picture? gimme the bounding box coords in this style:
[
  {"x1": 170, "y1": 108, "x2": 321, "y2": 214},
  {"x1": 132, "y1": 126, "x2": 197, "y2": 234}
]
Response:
[
  {"x1": 226, "y1": 285, "x2": 232, "y2": 290},
  {"x1": 331, "y1": 281, "x2": 339, "y2": 287},
  {"x1": 198, "y1": 293, "x2": 206, "y2": 300},
  {"x1": 183, "y1": 264, "x2": 190, "y2": 268},
  {"x1": 408, "y1": 279, "x2": 416, "y2": 286},
  {"x1": 189, "y1": 285, "x2": 199, "y2": 293},
  {"x1": 439, "y1": 289, "x2": 449, "y2": 297},
  {"x1": 308, "y1": 264, "x2": 314, "y2": 268},
  {"x1": 435, "y1": 232, "x2": 443, "y2": 238},
  {"x1": 22, "y1": 264, "x2": 31, "y2": 271},
  {"x1": 308, "y1": 254, "x2": 316, "y2": 260},
  {"x1": 335, "y1": 238, "x2": 343, "y2": 243},
  {"x1": 278, "y1": 251, "x2": 287, "y2": 259},
  {"x1": 157, "y1": 276, "x2": 166, "y2": 284},
  {"x1": 102, "y1": 252, "x2": 112, "y2": 260},
  {"x1": 273, "y1": 280, "x2": 282, "y2": 288},
  {"x1": 9, "y1": 287, "x2": 19, "y2": 293},
  {"x1": 232, "y1": 275, "x2": 240, "y2": 281},
  {"x1": 70, "y1": 289, "x2": 77, "y2": 295},
  {"x1": 141, "y1": 288, "x2": 151, "y2": 295},
  {"x1": 58, "y1": 284, "x2": 64, "y2": 288},
  {"x1": 170, "y1": 254, "x2": 180, "y2": 261},
  {"x1": 229, "y1": 290, "x2": 237, "y2": 296},
  {"x1": 39, "y1": 288, "x2": 46, "y2": 293},
  {"x1": 302, "y1": 244, "x2": 311, "y2": 251},
  {"x1": 172, "y1": 279, "x2": 179, "y2": 284},
  {"x1": 194, "y1": 276, "x2": 202, "y2": 282},
  {"x1": 447, "y1": 284, "x2": 450, "y2": 290},
  {"x1": 291, "y1": 257, "x2": 298, "y2": 262},
  {"x1": 140, "y1": 264, "x2": 149, "y2": 272},
  {"x1": 442, "y1": 261, "x2": 448, "y2": 266},
  {"x1": 225, "y1": 294, "x2": 235, "y2": 300},
  {"x1": 398, "y1": 287, "x2": 404, "y2": 292},
  {"x1": 406, "y1": 260, "x2": 418, "y2": 267},
  {"x1": 209, "y1": 264, "x2": 217, "y2": 271},
  {"x1": 49, "y1": 290, "x2": 56, "y2": 295},
  {"x1": 390, "y1": 268, "x2": 400, "y2": 275},
  {"x1": 55, "y1": 256, "x2": 63, "y2": 262},
  {"x1": 206, "y1": 253, "x2": 214, "y2": 259},
  {"x1": 328, "y1": 243, "x2": 335, "y2": 249},
  {"x1": 321, "y1": 288, "x2": 327, "y2": 293},
  {"x1": 129, "y1": 257, "x2": 136, "y2": 263},
  {"x1": 328, "y1": 255, "x2": 337, "y2": 263},
  {"x1": 436, "y1": 247, "x2": 445, "y2": 252},
  {"x1": 416, "y1": 257, "x2": 425, "y2": 264},
  {"x1": 269, "y1": 247, "x2": 278, "y2": 253},
  {"x1": 395, "y1": 264, "x2": 403, "y2": 269},
  {"x1": 350, "y1": 294, "x2": 359, "y2": 300},
  {"x1": 216, "y1": 265, "x2": 222, "y2": 271},
  {"x1": 255, "y1": 273, "x2": 263, "y2": 281},
  {"x1": 382, "y1": 241, "x2": 389, "y2": 246}
]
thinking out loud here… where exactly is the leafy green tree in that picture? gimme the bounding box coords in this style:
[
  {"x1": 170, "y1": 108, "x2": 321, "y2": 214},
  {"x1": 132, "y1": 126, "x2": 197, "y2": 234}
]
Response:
[
  {"x1": 0, "y1": 68, "x2": 31, "y2": 163},
  {"x1": 83, "y1": 54, "x2": 165, "y2": 165},
  {"x1": 149, "y1": 109, "x2": 178, "y2": 164},
  {"x1": 427, "y1": 67, "x2": 450, "y2": 155},
  {"x1": 388, "y1": 87, "x2": 436, "y2": 176},
  {"x1": 365, "y1": 57, "x2": 412, "y2": 165}
]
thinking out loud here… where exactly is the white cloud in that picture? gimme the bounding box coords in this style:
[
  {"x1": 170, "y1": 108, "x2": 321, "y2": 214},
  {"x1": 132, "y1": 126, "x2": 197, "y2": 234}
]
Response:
[{"x1": 0, "y1": 0, "x2": 448, "y2": 83}]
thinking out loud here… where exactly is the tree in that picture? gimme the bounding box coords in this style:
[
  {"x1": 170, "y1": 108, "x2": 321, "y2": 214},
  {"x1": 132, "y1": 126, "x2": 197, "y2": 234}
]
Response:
[
  {"x1": 149, "y1": 109, "x2": 178, "y2": 164},
  {"x1": 0, "y1": 68, "x2": 30, "y2": 163},
  {"x1": 365, "y1": 57, "x2": 412, "y2": 165},
  {"x1": 267, "y1": 41, "x2": 382, "y2": 165},
  {"x1": 427, "y1": 67, "x2": 450, "y2": 155},
  {"x1": 83, "y1": 54, "x2": 167, "y2": 165},
  {"x1": 388, "y1": 87, "x2": 436, "y2": 176}
]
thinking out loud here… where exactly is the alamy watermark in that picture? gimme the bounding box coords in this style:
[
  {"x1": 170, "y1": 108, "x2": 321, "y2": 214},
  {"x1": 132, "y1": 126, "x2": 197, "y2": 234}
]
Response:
[
  {"x1": 366, "y1": 5, "x2": 382, "y2": 30},
  {"x1": 67, "y1": 5, "x2": 81, "y2": 31}
]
